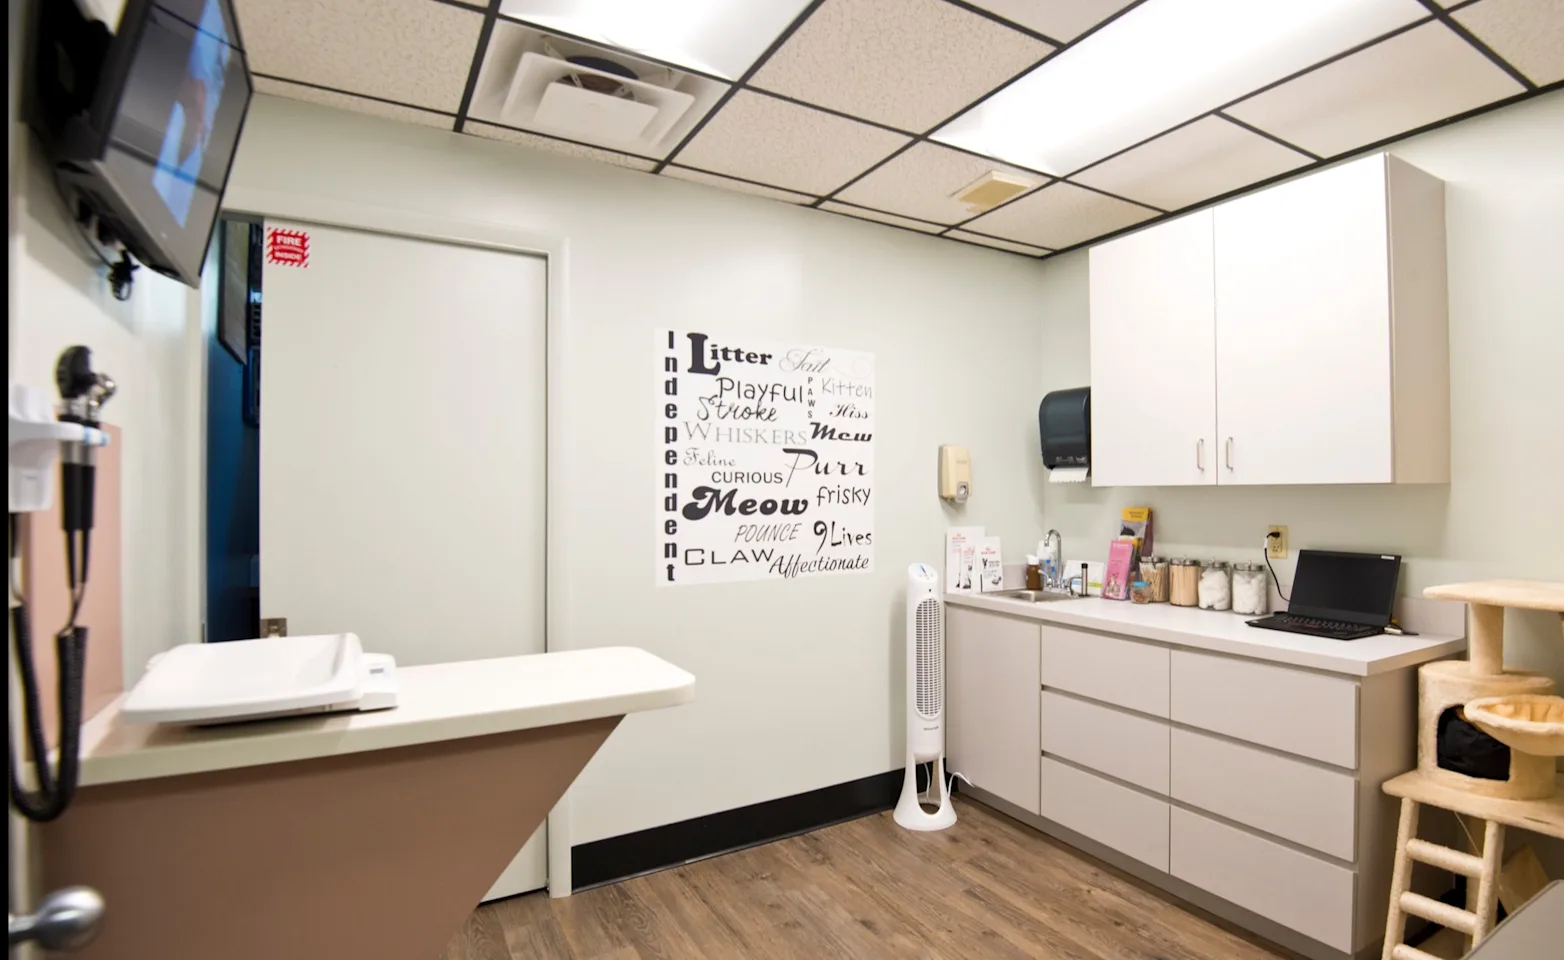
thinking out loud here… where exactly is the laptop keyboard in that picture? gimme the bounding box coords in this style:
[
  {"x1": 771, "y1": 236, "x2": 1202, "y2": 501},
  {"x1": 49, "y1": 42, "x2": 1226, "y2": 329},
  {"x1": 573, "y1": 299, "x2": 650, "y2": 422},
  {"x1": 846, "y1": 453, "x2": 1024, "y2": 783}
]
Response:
[{"x1": 1276, "y1": 613, "x2": 1367, "y2": 633}]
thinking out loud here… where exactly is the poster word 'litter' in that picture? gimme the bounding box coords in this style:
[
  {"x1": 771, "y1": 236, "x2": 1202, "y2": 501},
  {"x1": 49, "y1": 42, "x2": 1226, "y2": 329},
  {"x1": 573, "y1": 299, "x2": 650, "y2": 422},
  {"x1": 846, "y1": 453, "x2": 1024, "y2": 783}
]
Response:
[{"x1": 658, "y1": 330, "x2": 875, "y2": 585}]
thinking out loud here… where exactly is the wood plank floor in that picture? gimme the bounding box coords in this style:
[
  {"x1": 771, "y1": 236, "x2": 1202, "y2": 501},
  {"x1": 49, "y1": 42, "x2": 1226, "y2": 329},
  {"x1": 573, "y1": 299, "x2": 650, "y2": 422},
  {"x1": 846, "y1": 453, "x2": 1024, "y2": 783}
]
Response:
[{"x1": 441, "y1": 797, "x2": 1296, "y2": 960}]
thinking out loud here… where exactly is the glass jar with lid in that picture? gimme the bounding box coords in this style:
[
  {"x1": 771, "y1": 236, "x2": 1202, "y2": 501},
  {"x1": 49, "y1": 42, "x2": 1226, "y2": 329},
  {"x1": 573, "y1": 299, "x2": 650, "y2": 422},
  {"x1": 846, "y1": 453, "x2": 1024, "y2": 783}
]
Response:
[
  {"x1": 1140, "y1": 557, "x2": 1170, "y2": 602},
  {"x1": 1198, "y1": 560, "x2": 1231, "y2": 610},
  {"x1": 1169, "y1": 558, "x2": 1200, "y2": 607},
  {"x1": 1232, "y1": 562, "x2": 1269, "y2": 615}
]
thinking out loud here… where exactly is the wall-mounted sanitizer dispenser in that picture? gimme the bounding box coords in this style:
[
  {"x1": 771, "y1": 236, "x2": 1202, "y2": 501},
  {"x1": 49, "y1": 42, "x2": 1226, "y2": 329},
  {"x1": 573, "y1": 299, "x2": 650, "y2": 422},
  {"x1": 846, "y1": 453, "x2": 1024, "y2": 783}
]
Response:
[
  {"x1": 938, "y1": 445, "x2": 970, "y2": 502},
  {"x1": 1038, "y1": 387, "x2": 1090, "y2": 483}
]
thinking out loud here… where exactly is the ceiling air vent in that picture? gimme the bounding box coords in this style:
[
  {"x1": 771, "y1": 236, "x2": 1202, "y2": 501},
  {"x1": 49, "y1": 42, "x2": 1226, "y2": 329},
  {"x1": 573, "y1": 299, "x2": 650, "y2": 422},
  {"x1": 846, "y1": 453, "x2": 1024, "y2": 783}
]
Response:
[
  {"x1": 951, "y1": 171, "x2": 1036, "y2": 214},
  {"x1": 503, "y1": 49, "x2": 695, "y2": 149}
]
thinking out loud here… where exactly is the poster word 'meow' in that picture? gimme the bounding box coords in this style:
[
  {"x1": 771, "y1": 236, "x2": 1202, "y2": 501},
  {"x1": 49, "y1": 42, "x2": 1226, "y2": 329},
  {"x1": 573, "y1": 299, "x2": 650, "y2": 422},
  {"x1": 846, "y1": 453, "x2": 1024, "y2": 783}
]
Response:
[{"x1": 658, "y1": 330, "x2": 875, "y2": 585}]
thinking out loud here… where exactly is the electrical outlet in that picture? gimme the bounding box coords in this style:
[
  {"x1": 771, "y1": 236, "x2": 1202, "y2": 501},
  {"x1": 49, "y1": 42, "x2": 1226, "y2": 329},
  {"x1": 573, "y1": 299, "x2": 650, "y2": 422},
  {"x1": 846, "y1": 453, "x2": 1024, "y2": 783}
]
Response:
[{"x1": 1267, "y1": 526, "x2": 1289, "y2": 559}]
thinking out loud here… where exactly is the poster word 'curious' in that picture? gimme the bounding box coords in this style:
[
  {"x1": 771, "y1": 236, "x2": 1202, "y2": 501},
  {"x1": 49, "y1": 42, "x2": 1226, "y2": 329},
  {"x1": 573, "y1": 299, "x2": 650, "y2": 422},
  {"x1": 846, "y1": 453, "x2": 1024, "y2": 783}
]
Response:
[{"x1": 658, "y1": 330, "x2": 875, "y2": 585}]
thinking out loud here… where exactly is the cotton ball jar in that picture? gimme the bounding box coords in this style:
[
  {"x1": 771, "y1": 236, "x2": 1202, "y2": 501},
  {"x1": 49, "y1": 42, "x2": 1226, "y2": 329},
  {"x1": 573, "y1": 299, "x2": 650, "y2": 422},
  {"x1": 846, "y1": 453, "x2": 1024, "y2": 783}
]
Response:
[
  {"x1": 1232, "y1": 563, "x2": 1269, "y2": 616},
  {"x1": 1198, "y1": 561, "x2": 1231, "y2": 611}
]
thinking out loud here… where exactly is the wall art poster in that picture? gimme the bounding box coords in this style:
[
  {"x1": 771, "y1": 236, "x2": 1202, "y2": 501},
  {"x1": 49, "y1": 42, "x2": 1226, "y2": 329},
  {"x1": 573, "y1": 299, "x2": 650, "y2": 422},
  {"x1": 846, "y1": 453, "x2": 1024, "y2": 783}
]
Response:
[{"x1": 658, "y1": 330, "x2": 874, "y2": 585}]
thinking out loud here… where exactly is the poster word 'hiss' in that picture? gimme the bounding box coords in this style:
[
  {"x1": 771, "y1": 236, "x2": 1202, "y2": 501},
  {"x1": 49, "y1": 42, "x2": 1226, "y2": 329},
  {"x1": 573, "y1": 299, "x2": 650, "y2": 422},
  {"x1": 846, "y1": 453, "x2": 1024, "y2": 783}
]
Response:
[{"x1": 658, "y1": 330, "x2": 875, "y2": 585}]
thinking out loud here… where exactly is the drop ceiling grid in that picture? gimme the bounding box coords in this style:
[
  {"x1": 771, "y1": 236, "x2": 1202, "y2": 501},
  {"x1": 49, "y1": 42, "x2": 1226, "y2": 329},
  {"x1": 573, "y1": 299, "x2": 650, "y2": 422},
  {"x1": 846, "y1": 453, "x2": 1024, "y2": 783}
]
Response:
[
  {"x1": 232, "y1": 0, "x2": 1559, "y2": 261},
  {"x1": 834, "y1": 142, "x2": 1047, "y2": 225},
  {"x1": 670, "y1": 90, "x2": 912, "y2": 195},
  {"x1": 1068, "y1": 115, "x2": 1315, "y2": 212},
  {"x1": 1225, "y1": 19, "x2": 1529, "y2": 159},
  {"x1": 961, "y1": 181, "x2": 1159, "y2": 249}
]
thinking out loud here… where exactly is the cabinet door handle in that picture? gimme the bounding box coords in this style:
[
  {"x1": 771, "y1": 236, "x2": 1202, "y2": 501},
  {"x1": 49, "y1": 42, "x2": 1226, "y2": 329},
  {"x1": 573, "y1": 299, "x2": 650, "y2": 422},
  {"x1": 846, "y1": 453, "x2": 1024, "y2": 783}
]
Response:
[
  {"x1": 1196, "y1": 438, "x2": 1204, "y2": 471},
  {"x1": 1225, "y1": 437, "x2": 1234, "y2": 470}
]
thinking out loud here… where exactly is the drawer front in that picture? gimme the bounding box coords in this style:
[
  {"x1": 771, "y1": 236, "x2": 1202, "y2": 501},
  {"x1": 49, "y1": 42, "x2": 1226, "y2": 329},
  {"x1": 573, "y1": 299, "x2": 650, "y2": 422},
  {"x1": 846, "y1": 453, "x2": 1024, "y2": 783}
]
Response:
[
  {"x1": 1171, "y1": 808, "x2": 1355, "y2": 952},
  {"x1": 1042, "y1": 691, "x2": 1170, "y2": 794},
  {"x1": 1170, "y1": 651, "x2": 1358, "y2": 767},
  {"x1": 1040, "y1": 626, "x2": 1170, "y2": 717},
  {"x1": 1171, "y1": 728, "x2": 1357, "y2": 860},
  {"x1": 1040, "y1": 758, "x2": 1169, "y2": 871}
]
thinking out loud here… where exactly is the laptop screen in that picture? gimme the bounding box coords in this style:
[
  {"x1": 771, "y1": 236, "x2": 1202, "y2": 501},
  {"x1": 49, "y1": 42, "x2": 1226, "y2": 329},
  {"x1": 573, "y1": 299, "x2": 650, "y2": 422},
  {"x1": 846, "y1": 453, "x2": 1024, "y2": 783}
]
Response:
[{"x1": 1287, "y1": 550, "x2": 1402, "y2": 626}]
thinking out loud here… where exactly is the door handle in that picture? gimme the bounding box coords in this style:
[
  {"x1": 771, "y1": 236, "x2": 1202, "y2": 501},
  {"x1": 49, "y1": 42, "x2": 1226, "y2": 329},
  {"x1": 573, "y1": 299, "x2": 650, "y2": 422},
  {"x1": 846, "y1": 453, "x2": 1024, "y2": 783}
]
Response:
[
  {"x1": 8, "y1": 887, "x2": 104, "y2": 951},
  {"x1": 1196, "y1": 438, "x2": 1204, "y2": 471},
  {"x1": 1225, "y1": 437, "x2": 1234, "y2": 470}
]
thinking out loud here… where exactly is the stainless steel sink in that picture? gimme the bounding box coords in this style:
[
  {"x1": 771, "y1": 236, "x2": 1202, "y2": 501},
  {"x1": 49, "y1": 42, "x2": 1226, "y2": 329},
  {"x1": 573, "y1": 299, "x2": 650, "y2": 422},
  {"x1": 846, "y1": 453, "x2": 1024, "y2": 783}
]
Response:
[{"x1": 986, "y1": 589, "x2": 1078, "y2": 603}]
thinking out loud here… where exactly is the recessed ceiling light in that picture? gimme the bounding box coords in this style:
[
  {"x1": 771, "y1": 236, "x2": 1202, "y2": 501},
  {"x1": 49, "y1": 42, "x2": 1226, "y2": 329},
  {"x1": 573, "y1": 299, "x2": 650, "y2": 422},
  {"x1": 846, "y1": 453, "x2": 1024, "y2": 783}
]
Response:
[
  {"x1": 931, "y1": 0, "x2": 1427, "y2": 175},
  {"x1": 498, "y1": 0, "x2": 814, "y2": 80}
]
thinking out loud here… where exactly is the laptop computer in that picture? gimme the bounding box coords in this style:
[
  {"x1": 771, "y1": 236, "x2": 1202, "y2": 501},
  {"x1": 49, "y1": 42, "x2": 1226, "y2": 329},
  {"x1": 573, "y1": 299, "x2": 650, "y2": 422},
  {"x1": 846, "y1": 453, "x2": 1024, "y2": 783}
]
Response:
[{"x1": 1246, "y1": 550, "x2": 1402, "y2": 641}]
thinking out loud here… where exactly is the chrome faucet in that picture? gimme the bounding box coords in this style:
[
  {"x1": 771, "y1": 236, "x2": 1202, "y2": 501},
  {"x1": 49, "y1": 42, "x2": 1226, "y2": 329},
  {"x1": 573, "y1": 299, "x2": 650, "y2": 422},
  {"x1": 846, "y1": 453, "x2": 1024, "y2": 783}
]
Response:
[{"x1": 1041, "y1": 530, "x2": 1065, "y2": 592}]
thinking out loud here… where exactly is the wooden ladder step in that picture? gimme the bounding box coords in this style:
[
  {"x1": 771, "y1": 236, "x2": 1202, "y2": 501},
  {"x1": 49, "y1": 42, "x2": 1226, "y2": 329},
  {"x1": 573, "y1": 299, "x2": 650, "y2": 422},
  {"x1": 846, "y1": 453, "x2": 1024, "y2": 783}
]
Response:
[
  {"x1": 1391, "y1": 944, "x2": 1443, "y2": 960},
  {"x1": 1399, "y1": 891, "x2": 1478, "y2": 935},
  {"x1": 1406, "y1": 838, "x2": 1484, "y2": 878}
]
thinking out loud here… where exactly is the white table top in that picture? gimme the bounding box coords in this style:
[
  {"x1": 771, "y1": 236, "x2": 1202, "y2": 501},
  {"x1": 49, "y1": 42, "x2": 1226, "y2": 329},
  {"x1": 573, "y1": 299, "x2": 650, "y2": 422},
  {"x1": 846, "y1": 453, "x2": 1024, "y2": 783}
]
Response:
[
  {"x1": 945, "y1": 593, "x2": 1465, "y2": 676},
  {"x1": 75, "y1": 647, "x2": 695, "y2": 787}
]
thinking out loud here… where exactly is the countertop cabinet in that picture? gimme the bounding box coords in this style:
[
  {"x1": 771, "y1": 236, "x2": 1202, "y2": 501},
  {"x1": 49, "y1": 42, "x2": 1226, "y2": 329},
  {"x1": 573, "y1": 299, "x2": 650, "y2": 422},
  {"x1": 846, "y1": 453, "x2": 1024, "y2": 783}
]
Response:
[
  {"x1": 946, "y1": 606, "x2": 1040, "y2": 815},
  {"x1": 1089, "y1": 152, "x2": 1448, "y2": 487},
  {"x1": 946, "y1": 601, "x2": 1430, "y2": 960}
]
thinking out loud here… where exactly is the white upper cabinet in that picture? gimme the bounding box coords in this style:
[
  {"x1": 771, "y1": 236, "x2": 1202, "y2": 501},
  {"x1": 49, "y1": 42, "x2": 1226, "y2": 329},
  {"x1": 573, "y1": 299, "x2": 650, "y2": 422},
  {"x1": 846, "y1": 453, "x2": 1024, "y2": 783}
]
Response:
[
  {"x1": 1090, "y1": 209, "x2": 1217, "y2": 487},
  {"x1": 1089, "y1": 153, "x2": 1448, "y2": 487}
]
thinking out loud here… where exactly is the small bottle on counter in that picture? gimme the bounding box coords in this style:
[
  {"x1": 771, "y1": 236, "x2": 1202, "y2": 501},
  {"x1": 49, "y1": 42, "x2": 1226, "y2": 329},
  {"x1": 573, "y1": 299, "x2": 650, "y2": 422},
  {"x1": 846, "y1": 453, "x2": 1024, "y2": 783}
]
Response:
[
  {"x1": 1198, "y1": 561, "x2": 1232, "y2": 611},
  {"x1": 1130, "y1": 580, "x2": 1152, "y2": 604},
  {"x1": 1025, "y1": 555, "x2": 1042, "y2": 591},
  {"x1": 1169, "y1": 558, "x2": 1200, "y2": 607},
  {"x1": 1232, "y1": 562, "x2": 1269, "y2": 616}
]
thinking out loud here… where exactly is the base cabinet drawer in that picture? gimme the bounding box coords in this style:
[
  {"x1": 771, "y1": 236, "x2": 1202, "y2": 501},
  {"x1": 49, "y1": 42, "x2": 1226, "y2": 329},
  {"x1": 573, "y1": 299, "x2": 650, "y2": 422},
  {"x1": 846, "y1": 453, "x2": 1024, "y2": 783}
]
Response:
[
  {"x1": 1171, "y1": 650, "x2": 1358, "y2": 767},
  {"x1": 1042, "y1": 691, "x2": 1169, "y2": 794},
  {"x1": 1040, "y1": 758, "x2": 1168, "y2": 871},
  {"x1": 1170, "y1": 808, "x2": 1355, "y2": 952},
  {"x1": 1041, "y1": 626, "x2": 1169, "y2": 717},
  {"x1": 1171, "y1": 728, "x2": 1357, "y2": 860}
]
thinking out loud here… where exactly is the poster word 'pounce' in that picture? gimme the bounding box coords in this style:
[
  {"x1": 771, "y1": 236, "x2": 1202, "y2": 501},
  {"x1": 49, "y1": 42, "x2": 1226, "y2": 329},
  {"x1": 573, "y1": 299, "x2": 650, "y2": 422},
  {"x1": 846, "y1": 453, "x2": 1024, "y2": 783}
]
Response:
[{"x1": 658, "y1": 330, "x2": 875, "y2": 586}]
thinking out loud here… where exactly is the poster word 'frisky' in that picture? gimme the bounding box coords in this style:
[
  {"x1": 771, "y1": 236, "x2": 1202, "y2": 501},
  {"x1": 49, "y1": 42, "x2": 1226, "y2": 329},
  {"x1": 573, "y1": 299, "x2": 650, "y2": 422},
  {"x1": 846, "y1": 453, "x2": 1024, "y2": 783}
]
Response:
[{"x1": 658, "y1": 330, "x2": 875, "y2": 585}]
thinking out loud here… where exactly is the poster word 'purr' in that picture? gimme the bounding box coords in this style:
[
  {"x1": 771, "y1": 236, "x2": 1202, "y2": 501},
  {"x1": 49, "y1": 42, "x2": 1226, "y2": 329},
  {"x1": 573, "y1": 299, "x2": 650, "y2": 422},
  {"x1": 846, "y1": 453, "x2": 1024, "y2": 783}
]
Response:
[{"x1": 658, "y1": 330, "x2": 875, "y2": 585}]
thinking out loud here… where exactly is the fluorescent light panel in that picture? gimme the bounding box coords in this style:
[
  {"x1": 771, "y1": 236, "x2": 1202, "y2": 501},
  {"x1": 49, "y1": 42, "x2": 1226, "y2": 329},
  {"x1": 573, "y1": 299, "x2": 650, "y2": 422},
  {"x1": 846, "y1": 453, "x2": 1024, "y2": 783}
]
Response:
[
  {"x1": 931, "y1": 0, "x2": 1428, "y2": 175},
  {"x1": 498, "y1": 0, "x2": 814, "y2": 80}
]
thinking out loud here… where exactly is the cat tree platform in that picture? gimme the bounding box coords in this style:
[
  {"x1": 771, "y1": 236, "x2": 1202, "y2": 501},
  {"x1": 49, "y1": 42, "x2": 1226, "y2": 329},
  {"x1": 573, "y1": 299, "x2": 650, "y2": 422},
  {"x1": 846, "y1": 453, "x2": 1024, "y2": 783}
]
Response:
[{"x1": 1416, "y1": 580, "x2": 1563, "y2": 801}]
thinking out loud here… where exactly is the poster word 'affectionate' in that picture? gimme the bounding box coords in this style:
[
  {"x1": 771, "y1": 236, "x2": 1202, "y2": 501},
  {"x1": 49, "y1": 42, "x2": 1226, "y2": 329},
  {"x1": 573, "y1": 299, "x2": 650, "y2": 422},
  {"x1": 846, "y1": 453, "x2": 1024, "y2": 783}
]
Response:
[{"x1": 658, "y1": 330, "x2": 875, "y2": 585}]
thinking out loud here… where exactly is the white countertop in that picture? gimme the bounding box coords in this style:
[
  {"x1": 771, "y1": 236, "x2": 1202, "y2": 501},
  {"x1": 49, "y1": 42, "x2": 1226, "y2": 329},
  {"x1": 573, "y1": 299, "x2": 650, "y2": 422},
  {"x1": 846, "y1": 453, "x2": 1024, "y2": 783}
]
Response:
[
  {"x1": 74, "y1": 647, "x2": 695, "y2": 787},
  {"x1": 945, "y1": 593, "x2": 1465, "y2": 676}
]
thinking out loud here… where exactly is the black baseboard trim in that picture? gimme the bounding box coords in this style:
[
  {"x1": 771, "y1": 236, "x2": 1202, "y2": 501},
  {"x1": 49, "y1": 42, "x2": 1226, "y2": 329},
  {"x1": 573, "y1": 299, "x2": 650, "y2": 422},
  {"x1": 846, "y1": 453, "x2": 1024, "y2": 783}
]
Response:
[{"x1": 572, "y1": 766, "x2": 926, "y2": 891}]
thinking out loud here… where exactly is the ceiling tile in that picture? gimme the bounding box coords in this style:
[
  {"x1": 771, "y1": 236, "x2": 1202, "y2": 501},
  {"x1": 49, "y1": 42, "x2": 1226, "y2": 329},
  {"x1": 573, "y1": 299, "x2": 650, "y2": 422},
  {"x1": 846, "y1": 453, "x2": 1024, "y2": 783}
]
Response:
[
  {"x1": 1454, "y1": 0, "x2": 1564, "y2": 86},
  {"x1": 1071, "y1": 116, "x2": 1313, "y2": 210},
  {"x1": 748, "y1": 0, "x2": 1050, "y2": 132},
  {"x1": 1227, "y1": 22, "x2": 1526, "y2": 158},
  {"x1": 819, "y1": 203, "x2": 945, "y2": 234},
  {"x1": 834, "y1": 143, "x2": 1046, "y2": 225},
  {"x1": 961, "y1": 182, "x2": 1157, "y2": 249},
  {"x1": 234, "y1": 0, "x2": 484, "y2": 112},
  {"x1": 662, "y1": 167, "x2": 816, "y2": 204},
  {"x1": 946, "y1": 230, "x2": 1051, "y2": 256},
  {"x1": 962, "y1": 0, "x2": 1138, "y2": 41},
  {"x1": 672, "y1": 90, "x2": 910, "y2": 195},
  {"x1": 467, "y1": 122, "x2": 659, "y2": 171},
  {"x1": 253, "y1": 77, "x2": 457, "y2": 130}
]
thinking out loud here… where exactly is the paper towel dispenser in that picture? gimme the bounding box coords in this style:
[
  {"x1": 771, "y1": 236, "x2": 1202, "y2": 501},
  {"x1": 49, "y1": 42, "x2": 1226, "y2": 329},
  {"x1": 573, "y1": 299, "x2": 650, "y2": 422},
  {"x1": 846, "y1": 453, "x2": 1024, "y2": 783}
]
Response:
[{"x1": 1038, "y1": 387, "x2": 1090, "y2": 481}]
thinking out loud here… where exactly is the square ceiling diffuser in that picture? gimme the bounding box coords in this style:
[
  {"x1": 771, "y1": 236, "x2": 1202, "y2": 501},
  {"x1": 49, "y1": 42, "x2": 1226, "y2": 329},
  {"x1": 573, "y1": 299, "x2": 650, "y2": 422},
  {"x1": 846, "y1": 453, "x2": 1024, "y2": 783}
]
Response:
[{"x1": 951, "y1": 171, "x2": 1036, "y2": 213}]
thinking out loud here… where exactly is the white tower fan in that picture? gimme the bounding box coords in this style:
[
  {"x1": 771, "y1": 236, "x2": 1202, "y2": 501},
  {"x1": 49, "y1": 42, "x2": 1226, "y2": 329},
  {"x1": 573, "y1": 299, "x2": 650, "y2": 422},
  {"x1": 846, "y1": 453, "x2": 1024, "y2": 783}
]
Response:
[{"x1": 894, "y1": 563, "x2": 957, "y2": 830}]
